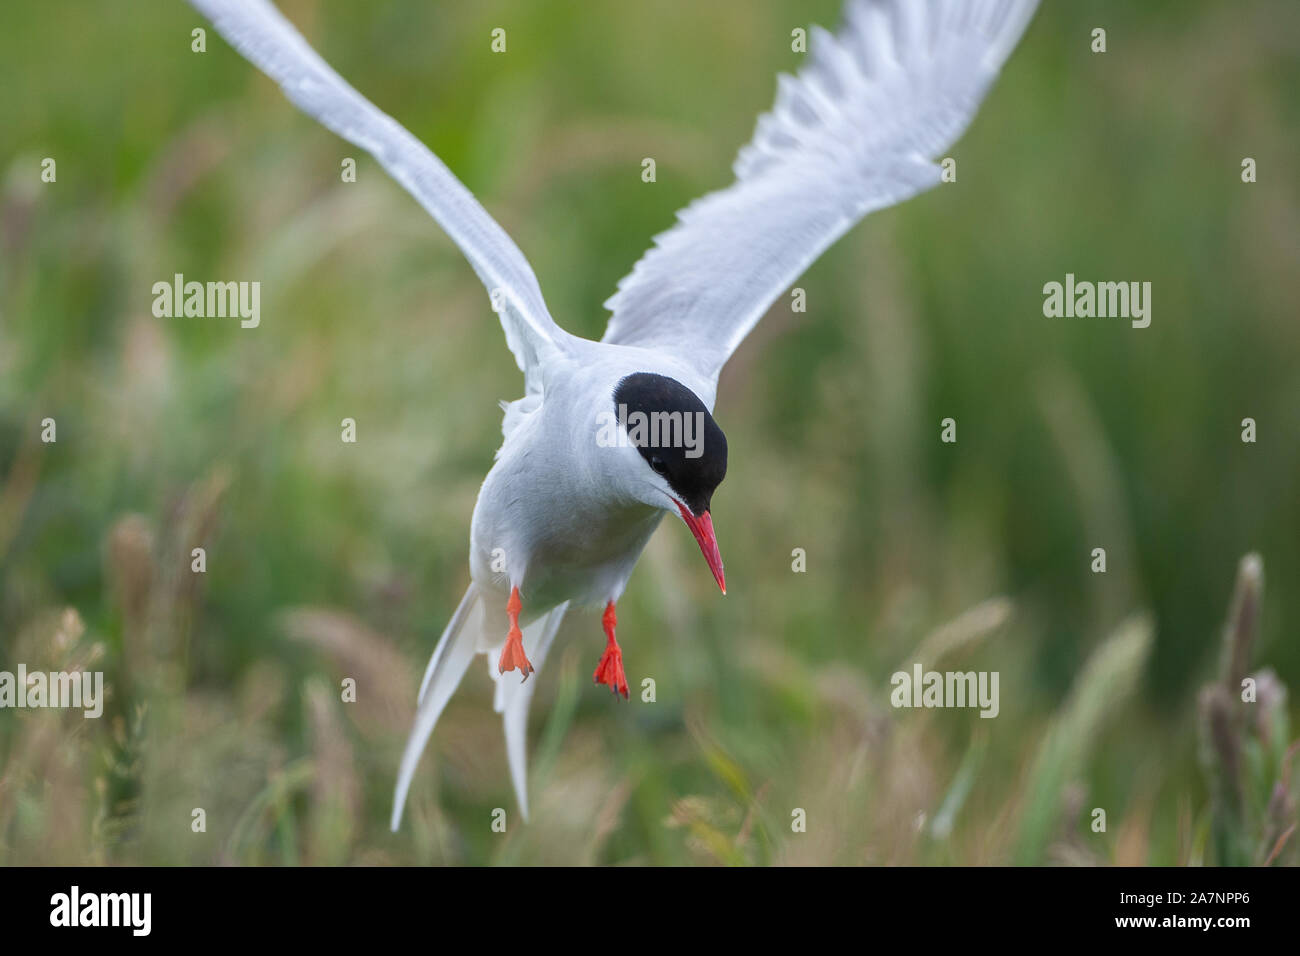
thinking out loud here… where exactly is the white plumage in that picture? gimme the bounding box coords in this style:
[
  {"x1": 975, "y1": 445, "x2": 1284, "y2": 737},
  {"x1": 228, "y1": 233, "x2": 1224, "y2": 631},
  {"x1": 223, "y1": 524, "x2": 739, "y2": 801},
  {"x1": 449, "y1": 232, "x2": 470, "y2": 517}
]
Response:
[
  {"x1": 184, "y1": 0, "x2": 1038, "y2": 830},
  {"x1": 602, "y1": 0, "x2": 1040, "y2": 382}
]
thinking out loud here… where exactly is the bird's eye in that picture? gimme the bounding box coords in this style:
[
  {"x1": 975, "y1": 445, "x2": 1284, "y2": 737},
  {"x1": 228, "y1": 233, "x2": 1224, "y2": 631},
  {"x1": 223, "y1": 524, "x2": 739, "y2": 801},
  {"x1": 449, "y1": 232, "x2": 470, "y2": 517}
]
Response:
[{"x1": 650, "y1": 456, "x2": 666, "y2": 475}]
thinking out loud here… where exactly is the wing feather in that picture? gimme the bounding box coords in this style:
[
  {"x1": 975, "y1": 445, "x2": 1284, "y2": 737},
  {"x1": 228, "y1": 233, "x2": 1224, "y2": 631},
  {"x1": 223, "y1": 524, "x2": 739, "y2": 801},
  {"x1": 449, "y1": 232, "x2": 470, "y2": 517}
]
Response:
[
  {"x1": 188, "y1": 0, "x2": 572, "y2": 384},
  {"x1": 601, "y1": 0, "x2": 1038, "y2": 383}
]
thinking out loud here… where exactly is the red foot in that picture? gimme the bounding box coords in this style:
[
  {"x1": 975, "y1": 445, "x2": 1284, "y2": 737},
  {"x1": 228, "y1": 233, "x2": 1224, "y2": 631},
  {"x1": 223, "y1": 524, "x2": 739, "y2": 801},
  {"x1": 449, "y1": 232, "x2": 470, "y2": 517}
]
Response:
[
  {"x1": 498, "y1": 587, "x2": 534, "y2": 679},
  {"x1": 593, "y1": 601, "x2": 628, "y2": 698},
  {"x1": 593, "y1": 644, "x2": 628, "y2": 698}
]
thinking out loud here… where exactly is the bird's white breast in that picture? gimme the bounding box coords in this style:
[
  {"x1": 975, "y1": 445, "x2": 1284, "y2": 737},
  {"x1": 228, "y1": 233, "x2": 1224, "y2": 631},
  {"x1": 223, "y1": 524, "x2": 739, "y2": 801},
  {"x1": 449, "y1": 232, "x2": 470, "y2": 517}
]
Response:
[{"x1": 468, "y1": 342, "x2": 703, "y2": 616}]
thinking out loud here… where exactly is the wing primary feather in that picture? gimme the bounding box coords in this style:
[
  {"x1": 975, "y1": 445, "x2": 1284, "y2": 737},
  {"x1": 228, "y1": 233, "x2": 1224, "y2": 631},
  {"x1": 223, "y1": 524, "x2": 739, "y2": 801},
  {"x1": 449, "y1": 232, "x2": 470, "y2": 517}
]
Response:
[
  {"x1": 187, "y1": 0, "x2": 571, "y2": 384},
  {"x1": 601, "y1": 0, "x2": 1039, "y2": 383}
]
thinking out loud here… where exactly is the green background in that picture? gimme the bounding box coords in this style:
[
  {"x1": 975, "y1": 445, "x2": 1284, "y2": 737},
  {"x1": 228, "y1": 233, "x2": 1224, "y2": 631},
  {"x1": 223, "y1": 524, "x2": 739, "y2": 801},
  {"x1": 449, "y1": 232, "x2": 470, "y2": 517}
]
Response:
[{"x1": 0, "y1": 0, "x2": 1297, "y2": 864}]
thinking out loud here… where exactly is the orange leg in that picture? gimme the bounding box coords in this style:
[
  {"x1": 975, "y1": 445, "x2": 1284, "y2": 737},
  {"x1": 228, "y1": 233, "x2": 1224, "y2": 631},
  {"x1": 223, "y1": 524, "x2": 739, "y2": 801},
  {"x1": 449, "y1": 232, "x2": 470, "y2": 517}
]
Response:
[
  {"x1": 497, "y1": 587, "x2": 534, "y2": 679},
  {"x1": 592, "y1": 601, "x2": 629, "y2": 699}
]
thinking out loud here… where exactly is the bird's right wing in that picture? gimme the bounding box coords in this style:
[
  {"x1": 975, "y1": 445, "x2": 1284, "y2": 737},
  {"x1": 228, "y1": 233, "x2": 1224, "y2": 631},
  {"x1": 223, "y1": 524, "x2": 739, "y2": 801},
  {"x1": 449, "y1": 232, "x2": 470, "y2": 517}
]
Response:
[
  {"x1": 601, "y1": 0, "x2": 1038, "y2": 385},
  {"x1": 188, "y1": 0, "x2": 573, "y2": 387}
]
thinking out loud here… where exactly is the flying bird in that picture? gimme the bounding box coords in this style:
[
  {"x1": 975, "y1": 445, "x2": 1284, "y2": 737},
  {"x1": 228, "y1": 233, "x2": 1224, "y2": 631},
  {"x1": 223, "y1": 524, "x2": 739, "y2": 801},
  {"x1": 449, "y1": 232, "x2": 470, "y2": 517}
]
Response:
[{"x1": 186, "y1": 0, "x2": 1039, "y2": 828}]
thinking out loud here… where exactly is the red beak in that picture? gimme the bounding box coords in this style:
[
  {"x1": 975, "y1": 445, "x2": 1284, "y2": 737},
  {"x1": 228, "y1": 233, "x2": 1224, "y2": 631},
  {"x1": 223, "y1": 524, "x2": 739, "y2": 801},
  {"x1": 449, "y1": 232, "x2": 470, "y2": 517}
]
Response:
[{"x1": 675, "y1": 501, "x2": 726, "y2": 594}]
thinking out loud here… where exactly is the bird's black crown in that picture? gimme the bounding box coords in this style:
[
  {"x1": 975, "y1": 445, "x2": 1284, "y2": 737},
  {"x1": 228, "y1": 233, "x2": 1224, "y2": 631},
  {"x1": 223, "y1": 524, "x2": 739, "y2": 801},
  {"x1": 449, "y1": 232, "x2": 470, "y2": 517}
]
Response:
[{"x1": 612, "y1": 373, "x2": 727, "y2": 516}]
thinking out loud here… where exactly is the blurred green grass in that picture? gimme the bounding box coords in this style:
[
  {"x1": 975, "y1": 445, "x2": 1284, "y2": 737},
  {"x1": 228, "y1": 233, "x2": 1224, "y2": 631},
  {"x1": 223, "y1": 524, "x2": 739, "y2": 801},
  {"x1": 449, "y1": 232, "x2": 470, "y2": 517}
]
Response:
[{"x1": 1, "y1": 0, "x2": 1298, "y2": 864}]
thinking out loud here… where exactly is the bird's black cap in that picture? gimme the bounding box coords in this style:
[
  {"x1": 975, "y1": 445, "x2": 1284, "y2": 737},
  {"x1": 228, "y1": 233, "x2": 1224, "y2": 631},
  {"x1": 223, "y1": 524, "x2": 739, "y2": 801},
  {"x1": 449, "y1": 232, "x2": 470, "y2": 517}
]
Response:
[{"x1": 613, "y1": 373, "x2": 727, "y2": 516}]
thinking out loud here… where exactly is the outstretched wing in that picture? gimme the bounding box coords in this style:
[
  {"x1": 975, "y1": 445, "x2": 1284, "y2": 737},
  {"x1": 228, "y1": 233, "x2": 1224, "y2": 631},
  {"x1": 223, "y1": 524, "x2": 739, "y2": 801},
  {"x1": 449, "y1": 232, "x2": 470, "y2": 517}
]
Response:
[
  {"x1": 188, "y1": 0, "x2": 572, "y2": 384},
  {"x1": 601, "y1": 0, "x2": 1038, "y2": 384}
]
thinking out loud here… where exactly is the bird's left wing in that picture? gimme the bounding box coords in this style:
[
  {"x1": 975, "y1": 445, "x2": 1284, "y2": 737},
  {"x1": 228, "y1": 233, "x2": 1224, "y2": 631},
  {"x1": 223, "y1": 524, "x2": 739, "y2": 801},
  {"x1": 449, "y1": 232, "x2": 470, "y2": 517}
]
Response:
[
  {"x1": 188, "y1": 0, "x2": 572, "y2": 382},
  {"x1": 601, "y1": 0, "x2": 1038, "y2": 384}
]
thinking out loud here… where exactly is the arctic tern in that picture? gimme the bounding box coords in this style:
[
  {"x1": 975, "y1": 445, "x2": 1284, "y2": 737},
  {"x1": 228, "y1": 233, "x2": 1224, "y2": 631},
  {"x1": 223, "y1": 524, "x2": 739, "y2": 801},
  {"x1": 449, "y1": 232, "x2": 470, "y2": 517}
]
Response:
[{"x1": 185, "y1": 0, "x2": 1040, "y2": 828}]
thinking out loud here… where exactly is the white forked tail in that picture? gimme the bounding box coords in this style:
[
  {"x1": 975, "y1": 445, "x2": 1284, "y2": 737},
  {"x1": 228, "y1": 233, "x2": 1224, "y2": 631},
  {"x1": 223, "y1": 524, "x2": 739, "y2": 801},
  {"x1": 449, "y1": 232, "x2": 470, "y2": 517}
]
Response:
[{"x1": 391, "y1": 583, "x2": 569, "y2": 830}]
